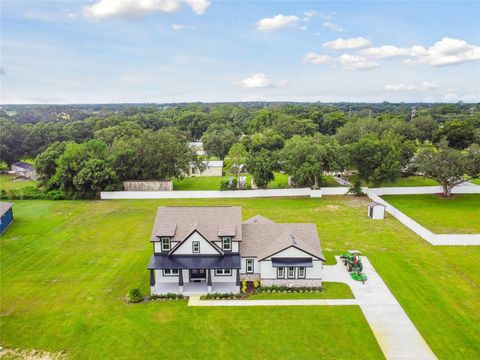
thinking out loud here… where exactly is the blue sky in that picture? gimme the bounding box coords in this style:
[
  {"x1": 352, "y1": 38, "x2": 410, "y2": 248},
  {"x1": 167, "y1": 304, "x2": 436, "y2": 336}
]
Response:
[{"x1": 1, "y1": 0, "x2": 479, "y2": 104}]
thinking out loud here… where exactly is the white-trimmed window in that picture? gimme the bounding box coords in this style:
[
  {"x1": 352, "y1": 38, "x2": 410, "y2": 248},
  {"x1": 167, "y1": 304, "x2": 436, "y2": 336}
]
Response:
[
  {"x1": 246, "y1": 259, "x2": 254, "y2": 273},
  {"x1": 161, "y1": 237, "x2": 171, "y2": 251},
  {"x1": 215, "y1": 269, "x2": 232, "y2": 276},
  {"x1": 222, "y1": 237, "x2": 232, "y2": 251},
  {"x1": 288, "y1": 267, "x2": 295, "y2": 279},
  {"x1": 163, "y1": 269, "x2": 179, "y2": 276},
  {"x1": 298, "y1": 267, "x2": 306, "y2": 279},
  {"x1": 277, "y1": 267, "x2": 285, "y2": 279},
  {"x1": 192, "y1": 241, "x2": 200, "y2": 253}
]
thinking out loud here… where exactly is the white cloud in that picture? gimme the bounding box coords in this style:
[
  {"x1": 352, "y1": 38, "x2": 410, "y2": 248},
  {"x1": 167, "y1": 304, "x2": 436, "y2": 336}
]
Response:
[
  {"x1": 361, "y1": 38, "x2": 480, "y2": 66},
  {"x1": 304, "y1": 10, "x2": 317, "y2": 18},
  {"x1": 313, "y1": 32, "x2": 321, "y2": 36},
  {"x1": 256, "y1": 14, "x2": 299, "y2": 32},
  {"x1": 303, "y1": 52, "x2": 333, "y2": 64},
  {"x1": 385, "y1": 81, "x2": 440, "y2": 91},
  {"x1": 407, "y1": 37, "x2": 480, "y2": 66},
  {"x1": 339, "y1": 54, "x2": 379, "y2": 70},
  {"x1": 360, "y1": 45, "x2": 409, "y2": 58},
  {"x1": 322, "y1": 21, "x2": 344, "y2": 32},
  {"x1": 299, "y1": 25, "x2": 307, "y2": 31},
  {"x1": 234, "y1": 73, "x2": 271, "y2": 88},
  {"x1": 233, "y1": 73, "x2": 287, "y2": 89},
  {"x1": 323, "y1": 37, "x2": 370, "y2": 50},
  {"x1": 172, "y1": 23, "x2": 196, "y2": 31},
  {"x1": 83, "y1": 0, "x2": 210, "y2": 19},
  {"x1": 185, "y1": 0, "x2": 211, "y2": 15}
]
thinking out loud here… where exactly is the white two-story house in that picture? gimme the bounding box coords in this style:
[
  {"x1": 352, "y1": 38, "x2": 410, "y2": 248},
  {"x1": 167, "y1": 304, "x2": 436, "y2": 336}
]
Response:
[{"x1": 148, "y1": 206, "x2": 325, "y2": 295}]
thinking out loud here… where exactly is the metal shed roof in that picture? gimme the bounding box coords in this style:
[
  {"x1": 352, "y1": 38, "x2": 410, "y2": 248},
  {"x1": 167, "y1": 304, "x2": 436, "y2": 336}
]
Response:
[
  {"x1": 271, "y1": 257, "x2": 313, "y2": 267},
  {"x1": 147, "y1": 254, "x2": 241, "y2": 270}
]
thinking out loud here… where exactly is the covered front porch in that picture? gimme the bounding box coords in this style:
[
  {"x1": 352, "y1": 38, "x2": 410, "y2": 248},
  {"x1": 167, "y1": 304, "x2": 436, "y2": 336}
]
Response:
[{"x1": 148, "y1": 253, "x2": 242, "y2": 295}]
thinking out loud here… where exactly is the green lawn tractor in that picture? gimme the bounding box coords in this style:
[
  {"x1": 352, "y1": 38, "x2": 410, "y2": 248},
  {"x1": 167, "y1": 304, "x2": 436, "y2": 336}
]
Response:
[{"x1": 340, "y1": 250, "x2": 367, "y2": 283}]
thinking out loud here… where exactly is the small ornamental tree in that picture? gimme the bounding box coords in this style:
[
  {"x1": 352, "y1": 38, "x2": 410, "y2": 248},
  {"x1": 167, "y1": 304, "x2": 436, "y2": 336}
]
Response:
[
  {"x1": 414, "y1": 141, "x2": 480, "y2": 197},
  {"x1": 127, "y1": 288, "x2": 144, "y2": 303},
  {"x1": 246, "y1": 150, "x2": 276, "y2": 188}
]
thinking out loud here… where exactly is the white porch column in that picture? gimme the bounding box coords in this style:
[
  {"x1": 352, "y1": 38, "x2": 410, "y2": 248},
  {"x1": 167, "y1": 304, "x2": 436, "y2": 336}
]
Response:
[{"x1": 207, "y1": 269, "x2": 212, "y2": 293}]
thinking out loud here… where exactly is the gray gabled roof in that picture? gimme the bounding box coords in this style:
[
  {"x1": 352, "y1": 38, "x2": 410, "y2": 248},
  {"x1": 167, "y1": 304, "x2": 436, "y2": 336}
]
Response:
[
  {"x1": 0, "y1": 202, "x2": 13, "y2": 217},
  {"x1": 151, "y1": 206, "x2": 242, "y2": 242},
  {"x1": 241, "y1": 215, "x2": 324, "y2": 261}
]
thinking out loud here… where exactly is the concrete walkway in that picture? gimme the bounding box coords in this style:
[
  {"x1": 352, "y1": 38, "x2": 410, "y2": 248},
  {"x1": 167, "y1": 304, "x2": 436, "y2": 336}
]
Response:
[
  {"x1": 188, "y1": 296, "x2": 357, "y2": 307},
  {"x1": 324, "y1": 257, "x2": 437, "y2": 360}
]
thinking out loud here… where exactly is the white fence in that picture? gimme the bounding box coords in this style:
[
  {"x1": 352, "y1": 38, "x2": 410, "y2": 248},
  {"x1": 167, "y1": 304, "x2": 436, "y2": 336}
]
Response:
[
  {"x1": 369, "y1": 185, "x2": 480, "y2": 196},
  {"x1": 101, "y1": 188, "x2": 322, "y2": 199}
]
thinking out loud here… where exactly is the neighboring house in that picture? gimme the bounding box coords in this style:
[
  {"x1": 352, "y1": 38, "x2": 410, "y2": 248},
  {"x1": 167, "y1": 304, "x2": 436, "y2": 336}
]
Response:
[
  {"x1": 189, "y1": 141, "x2": 205, "y2": 156},
  {"x1": 10, "y1": 162, "x2": 37, "y2": 180},
  {"x1": 189, "y1": 160, "x2": 223, "y2": 177},
  {"x1": 0, "y1": 202, "x2": 14, "y2": 234},
  {"x1": 148, "y1": 207, "x2": 325, "y2": 295}
]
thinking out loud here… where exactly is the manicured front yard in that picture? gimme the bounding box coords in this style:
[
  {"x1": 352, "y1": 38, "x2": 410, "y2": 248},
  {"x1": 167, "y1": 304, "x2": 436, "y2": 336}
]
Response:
[
  {"x1": 249, "y1": 282, "x2": 354, "y2": 300},
  {"x1": 382, "y1": 194, "x2": 480, "y2": 234},
  {"x1": 1, "y1": 197, "x2": 479, "y2": 359}
]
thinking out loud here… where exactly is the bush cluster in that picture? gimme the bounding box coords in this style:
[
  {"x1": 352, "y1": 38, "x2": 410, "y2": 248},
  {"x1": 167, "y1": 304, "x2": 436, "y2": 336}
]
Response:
[
  {"x1": 219, "y1": 177, "x2": 238, "y2": 190},
  {"x1": 1, "y1": 187, "x2": 66, "y2": 200},
  {"x1": 256, "y1": 285, "x2": 323, "y2": 293},
  {"x1": 149, "y1": 293, "x2": 184, "y2": 301},
  {"x1": 200, "y1": 292, "x2": 247, "y2": 300}
]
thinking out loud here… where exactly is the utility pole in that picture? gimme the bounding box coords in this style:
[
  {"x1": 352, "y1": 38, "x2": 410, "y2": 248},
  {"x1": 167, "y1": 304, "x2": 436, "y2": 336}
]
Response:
[{"x1": 368, "y1": 109, "x2": 371, "y2": 119}]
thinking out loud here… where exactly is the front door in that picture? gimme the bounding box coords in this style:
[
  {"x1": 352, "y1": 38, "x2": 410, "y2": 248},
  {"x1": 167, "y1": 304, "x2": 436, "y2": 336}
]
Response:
[{"x1": 190, "y1": 269, "x2": 206, "y2": 281}]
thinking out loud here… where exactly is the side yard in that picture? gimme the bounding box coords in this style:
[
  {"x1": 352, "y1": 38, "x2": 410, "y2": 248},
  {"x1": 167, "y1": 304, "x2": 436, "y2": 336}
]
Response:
[{"x1": 382, "y1": 194, "x2": 480, "y2": 234}]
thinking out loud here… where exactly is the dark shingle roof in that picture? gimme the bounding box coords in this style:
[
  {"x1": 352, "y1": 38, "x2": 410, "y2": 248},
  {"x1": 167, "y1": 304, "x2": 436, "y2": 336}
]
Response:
[
  {"x1": 12, "y1": 162, "x2": 35, "y2": 171},
  {"x1": 147, "y1": 254, "x2": 241, "y2": 269},
  {"x1": 151, "y1": 207, "x2": 242, "y2": 242},
  {"x1": 0, "y1": 202, "x2": 13, "y2": 217}
]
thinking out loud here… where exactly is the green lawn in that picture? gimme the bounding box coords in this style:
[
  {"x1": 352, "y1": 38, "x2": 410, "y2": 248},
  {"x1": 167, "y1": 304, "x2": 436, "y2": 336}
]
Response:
[
  {"x1": 249, "y1": 282, "x2": 354, "y2": 300},
  {"x1": 348, "y1": 175, "x2": 439, "y2": 188},
  {"x1": 1, "y1": 197, "x2": 479, "y2": 359},
  {"x1": 173, "y1": 172, "x2": 288, "y2": 190},
  {"x1": 382, "y1": 194, "x2": 480, "y2": 234},
  {"x1": 472, "y1": 178, "x2": 480, "y2": 185},
  {"x1": 0, "y1": 174, "x2": 37, "y2": 191}
]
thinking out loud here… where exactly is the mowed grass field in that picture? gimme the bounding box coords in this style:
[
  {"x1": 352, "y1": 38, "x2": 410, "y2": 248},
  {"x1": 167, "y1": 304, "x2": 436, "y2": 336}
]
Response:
[
  {"x1": 1, "y1": 198, "x2": 479, "y2": 359},
  {"x1": 383, "y1": 194, "x2": 480, "y2": 233}
]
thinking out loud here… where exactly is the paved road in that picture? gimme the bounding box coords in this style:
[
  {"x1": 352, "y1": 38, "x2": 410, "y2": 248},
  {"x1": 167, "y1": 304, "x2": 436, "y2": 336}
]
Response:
[{"x1": 324, "y1": 257, "x2": 437, "y2": 360}]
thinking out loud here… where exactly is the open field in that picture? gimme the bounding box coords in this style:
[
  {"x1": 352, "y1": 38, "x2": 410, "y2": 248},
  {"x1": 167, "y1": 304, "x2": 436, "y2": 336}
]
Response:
[
  {"x1": 1, "y1": 197, "x2": 479, "y2": 359},
  {"x1": 248, "y1": 282, "x2": 354, "y2": 300},
  {"x1": 383, "y1": 194, "x2": 480, "y2": 234},
  {"x1": 0, "y1": 174, "x2": 37, "y2": 191}
]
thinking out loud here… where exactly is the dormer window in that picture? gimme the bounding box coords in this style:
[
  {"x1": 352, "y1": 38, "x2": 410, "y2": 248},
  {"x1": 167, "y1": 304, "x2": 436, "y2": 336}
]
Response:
[
  {"x1": 222, "y1": 237, "x2": 232, "y2": 251},
  {"x1": 161, "y1": 237, "x2": 171, "y2": 251}
]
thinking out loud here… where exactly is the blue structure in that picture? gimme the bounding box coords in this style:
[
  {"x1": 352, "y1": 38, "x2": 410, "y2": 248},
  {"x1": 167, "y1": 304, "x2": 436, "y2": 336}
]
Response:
[{"x1": 0, "y1": 202, "x2": 14, "y2": 234}]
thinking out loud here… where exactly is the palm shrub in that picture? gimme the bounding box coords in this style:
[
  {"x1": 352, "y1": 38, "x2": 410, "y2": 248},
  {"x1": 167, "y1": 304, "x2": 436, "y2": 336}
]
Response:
[{"x1": 127, "y1": 288, "x2": 144, "y2": 303}]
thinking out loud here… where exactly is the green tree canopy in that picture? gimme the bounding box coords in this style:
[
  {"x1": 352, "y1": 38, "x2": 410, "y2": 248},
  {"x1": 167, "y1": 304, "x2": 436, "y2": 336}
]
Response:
[{"x1": 201, "y1": 123, "x2": 237, "y2": 159}]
